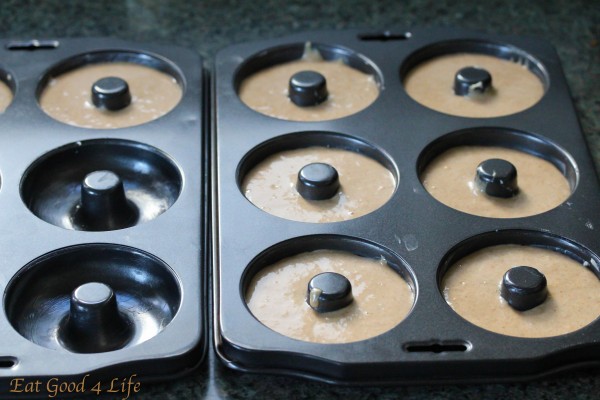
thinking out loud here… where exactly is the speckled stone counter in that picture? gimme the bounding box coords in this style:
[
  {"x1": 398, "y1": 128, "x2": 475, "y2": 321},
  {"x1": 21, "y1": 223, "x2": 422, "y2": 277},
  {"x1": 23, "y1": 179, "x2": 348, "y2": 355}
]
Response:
[{"x1": 1, "y1": 0, "x2": 599, "y2": 399}]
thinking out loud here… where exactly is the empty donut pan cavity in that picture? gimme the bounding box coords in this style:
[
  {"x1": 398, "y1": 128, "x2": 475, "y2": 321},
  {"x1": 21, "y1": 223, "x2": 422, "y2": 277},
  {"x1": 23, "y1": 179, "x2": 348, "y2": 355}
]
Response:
[
  {"x1": 214, "y1": 28, "x2": 600, "y2": 384},
  {"x1": 0, "y1": 38, "x2": 205, "y2": 384},
  {"x1": 5, "y1": 244, "x2": 181, "y2": 353},
  {"x1": 21, "y1": 139, "x2": 182, "y2": 231}
]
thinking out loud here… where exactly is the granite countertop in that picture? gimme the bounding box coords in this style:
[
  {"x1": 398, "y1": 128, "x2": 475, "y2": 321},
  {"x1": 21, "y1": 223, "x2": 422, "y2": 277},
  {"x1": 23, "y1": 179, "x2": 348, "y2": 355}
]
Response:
[{"x1": 1, "y1": 0, "x2": 599, "y2": 398}]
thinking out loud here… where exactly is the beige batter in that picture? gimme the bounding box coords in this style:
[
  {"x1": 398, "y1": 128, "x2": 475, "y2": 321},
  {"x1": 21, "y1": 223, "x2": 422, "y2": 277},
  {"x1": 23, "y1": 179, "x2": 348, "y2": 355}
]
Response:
[
  {"x1": 246, "y1": 249, "x2": 414, "y2": 343},
  {"x1": 421, "y1": 146, "x2": 571, "y2": 218},
  {"x1": 39, "y1": 62, "x2": 182, "y2": 129},
  {"x1": 443, "y1": 244, "x2": 600, "y2": 338},
  {"x1": 239, "y1": 45, "x2": 379, "y2": 121},
  {"x1": 242, "y1": 147, "x2": 396, "y2": 223},
  {"x1": 404, "y1": 53, "x2": 545, "y2": 118},
  {"x1": 0, "y1": 80, "x2": 12, "y2": 113}
]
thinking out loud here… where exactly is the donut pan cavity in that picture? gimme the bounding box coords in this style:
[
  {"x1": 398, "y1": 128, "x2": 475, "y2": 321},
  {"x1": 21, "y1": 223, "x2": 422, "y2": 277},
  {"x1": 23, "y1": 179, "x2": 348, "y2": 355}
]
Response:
[
  {"x1": 0, "y1": 38, "x2": 206, "y2": 390},
  {"x1": 213, "y1": 28, "x2": 600, "y2": 384}
]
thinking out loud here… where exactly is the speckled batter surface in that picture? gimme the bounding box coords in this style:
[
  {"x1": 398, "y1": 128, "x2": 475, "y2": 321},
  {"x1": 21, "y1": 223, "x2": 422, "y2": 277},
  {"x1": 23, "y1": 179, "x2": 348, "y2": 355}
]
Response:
[
  {"x1": 239, "y1": 57, "x2": 379, "y2": 121},
  {"x1": 404, "y1": 53, "x2": 545, "y2": 118},
  {"x1": 421, "y1": 146, "x2": 571, "y2": 218},
  {"x1": 246, "y1": 250, "x2": 414, "y2": 343},
  {"x1": 443, "y1": 244, "x2": 600, "y2": 337},
  {"x1": 39, "y1": 62, "x2": 182, "y2": 129},
  {"x1": 242, "y1": 146, "x2": 396, "y2": 222}
]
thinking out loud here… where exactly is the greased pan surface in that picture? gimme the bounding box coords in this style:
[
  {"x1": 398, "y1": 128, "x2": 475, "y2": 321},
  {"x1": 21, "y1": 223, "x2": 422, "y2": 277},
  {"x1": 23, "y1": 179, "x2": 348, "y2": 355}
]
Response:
[
  {"x1": 213, "y1": 28, "x2": 600, "y2": 384},
  {"x1": 0, "y1": 38, "x2": 206, "y2": 393}
]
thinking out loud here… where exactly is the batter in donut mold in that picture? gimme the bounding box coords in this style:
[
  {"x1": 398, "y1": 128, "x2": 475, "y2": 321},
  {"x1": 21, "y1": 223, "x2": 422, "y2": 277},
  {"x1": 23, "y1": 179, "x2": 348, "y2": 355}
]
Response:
[
  {"x1": 0, "y1": 80, "x2": 12, "y2": 113},
  {"x1": 442, "y1": 244, "x2": 600, "y2": 338},
  {"x1": 246, "y1": 250, "x2": 414, "y2": 343},
  {"x1": 39, "y1": 62, "x2": 182, "y2": 129},
  {"x1": 242, "y1": 146, "x2": 395, "y2": 223},
  {"x1": 404, "y1": 53, "x2": 544, "y2": 118},
  {"x1": 239, "y1": 45, "x2": 379, "y2": 121},
  {"x1": 421, "y1": 146, "x2": 570, "y2": 218}
]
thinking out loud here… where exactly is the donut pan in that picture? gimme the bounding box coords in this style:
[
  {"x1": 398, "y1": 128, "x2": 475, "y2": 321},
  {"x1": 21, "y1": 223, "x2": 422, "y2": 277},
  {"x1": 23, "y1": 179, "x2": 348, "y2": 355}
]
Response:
[
  {"x1": 212, "y1": 28, "x2": 600, "y2": 384},
  {"x1": 0, "y1": 38, "x2": 206, "y2": 391}
]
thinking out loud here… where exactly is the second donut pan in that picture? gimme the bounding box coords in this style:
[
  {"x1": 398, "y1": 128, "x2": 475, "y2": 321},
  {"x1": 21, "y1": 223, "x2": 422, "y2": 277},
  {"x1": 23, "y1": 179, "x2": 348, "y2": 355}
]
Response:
[
  {"x1": 212, "y1": 28, "x2": 600, "y2": 383},
  {"x1": 0, "y1": 38, "x2": 206, "y2": 389}
]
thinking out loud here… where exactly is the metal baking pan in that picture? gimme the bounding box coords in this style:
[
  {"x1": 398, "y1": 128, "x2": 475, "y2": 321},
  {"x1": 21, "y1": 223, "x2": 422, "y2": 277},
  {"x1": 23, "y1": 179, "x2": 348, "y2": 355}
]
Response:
[
  {"x1": 212, "y1": 28, "x2": 600, "y2": 384},
  {"x1": 0, "y1": 37, "x2": 207, "y2": 396}
]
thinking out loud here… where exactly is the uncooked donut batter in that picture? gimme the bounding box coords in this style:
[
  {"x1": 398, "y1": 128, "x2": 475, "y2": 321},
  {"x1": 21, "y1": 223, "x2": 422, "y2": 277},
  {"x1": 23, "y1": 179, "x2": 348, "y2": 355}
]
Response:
[
  {"x1": 246, "y1": 250, "x2": 414, "y2": 343},
  {"x1": 442, "y1": 244, "x2": 600, "y2": 338},
  {"x1": 242, "y1": 146, "x2": 396, "y2": 223},
  {"x1": 0, "y1": 80, "x2": 12, "y2": 113},
  {"x1": 404, "y1": 53, "x2": 544, "y2": 118},
  {"x1": 239, "y1": 46, "x2": 379, "y2": 121},
  {"x1": 421, "y1": 146, "x2": 571, "y2": 218},
  {"x1": 39, "y1": 62, "x2": 182, "y2": 129}
]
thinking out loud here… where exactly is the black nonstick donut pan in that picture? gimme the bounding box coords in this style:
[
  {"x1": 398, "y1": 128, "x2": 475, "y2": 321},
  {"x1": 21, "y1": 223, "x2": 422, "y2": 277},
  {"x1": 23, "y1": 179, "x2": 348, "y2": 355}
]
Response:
[
  {"x1": 0, "y1": 38, "x2": 206, "y2": 392},
  {"x1": 212, "y1": 28, "x2": 600, "y2": 384}
]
